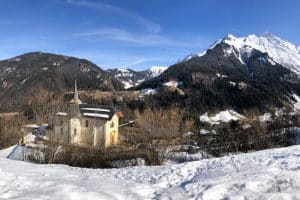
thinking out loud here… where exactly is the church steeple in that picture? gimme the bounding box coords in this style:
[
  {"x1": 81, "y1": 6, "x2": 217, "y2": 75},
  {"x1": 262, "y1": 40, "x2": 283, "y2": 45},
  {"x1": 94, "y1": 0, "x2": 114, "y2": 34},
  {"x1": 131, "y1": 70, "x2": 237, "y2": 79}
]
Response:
[
  {"x1": 74, "y1": 79, "x2": 79, "y2": 102},
  {"x1": 70, "y1": 79, "x2": 82, "y2": 104}
]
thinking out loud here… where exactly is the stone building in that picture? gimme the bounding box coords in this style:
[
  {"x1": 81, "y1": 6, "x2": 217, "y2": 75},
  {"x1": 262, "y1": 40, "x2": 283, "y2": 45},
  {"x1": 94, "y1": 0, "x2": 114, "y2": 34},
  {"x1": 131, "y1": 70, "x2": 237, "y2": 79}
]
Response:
[{"x1": 51, "y1": 81, "x2": 120, "y2": 147}]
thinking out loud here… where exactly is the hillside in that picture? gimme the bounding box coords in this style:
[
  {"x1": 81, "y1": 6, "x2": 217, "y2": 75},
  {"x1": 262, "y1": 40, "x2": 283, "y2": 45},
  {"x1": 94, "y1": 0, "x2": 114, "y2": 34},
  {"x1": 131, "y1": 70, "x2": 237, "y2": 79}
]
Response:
[
  {"x1": 136, "y1": 33, "x2": 300, "y2": 113},
  {"x1": 1, "y1": 144, "x2": 299, "y2": 199},
  {"x1": 0, "y1": 52, "x2": 123, "y2": 111}
]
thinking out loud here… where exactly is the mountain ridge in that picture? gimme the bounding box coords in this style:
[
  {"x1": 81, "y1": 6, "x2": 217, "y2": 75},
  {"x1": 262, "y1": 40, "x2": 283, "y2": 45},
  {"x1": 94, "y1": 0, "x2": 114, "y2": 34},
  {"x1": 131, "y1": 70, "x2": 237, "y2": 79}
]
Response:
[
  {"x1": 135, "y1": 33, "x2": 300, "y2": 113},
  {"x1": 0, "y1": 52, "x2": 124, "y2": 111},
  {"x1": 106, "y1": 66, "x2": 167, "y2": 89},
  {"x1": 182, "y1": 33, "x2": 300, "y2": 75}
]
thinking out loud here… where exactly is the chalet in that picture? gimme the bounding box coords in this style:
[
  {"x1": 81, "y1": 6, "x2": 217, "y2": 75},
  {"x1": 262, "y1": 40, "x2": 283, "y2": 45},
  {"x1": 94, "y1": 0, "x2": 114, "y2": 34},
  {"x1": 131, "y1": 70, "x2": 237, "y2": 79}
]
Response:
[{"x1": 50, "y1": 81, "x2": 121, "y2": 147}]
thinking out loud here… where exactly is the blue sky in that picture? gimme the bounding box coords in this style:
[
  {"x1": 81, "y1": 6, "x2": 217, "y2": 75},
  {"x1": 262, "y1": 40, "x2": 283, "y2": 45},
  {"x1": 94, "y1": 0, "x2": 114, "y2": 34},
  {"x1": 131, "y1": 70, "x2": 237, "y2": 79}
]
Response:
[{"x1": 0, "y1": 0, "x2": 300, "y2": 70}]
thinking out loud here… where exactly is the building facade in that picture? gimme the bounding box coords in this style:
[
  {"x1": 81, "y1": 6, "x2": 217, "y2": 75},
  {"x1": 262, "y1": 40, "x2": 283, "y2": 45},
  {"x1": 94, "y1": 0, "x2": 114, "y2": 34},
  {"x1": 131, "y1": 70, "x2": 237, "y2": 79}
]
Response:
[{"x1": 52, "y1": 81, "x2": 120, "y2": 147}]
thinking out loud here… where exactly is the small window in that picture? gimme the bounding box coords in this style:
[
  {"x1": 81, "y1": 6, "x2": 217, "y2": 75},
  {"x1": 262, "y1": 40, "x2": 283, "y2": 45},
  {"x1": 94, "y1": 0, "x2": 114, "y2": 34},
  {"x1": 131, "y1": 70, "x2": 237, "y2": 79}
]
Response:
[
  {"x1": 110, "y1": 121, "x2": 114, "y2": 128},
  {"x1": 60, "y1": 120, "x2": 63, "y2": 126},
  {"x1": 60, "y1": 127, "x2": 63, "y2": 134},
  {"x1": 74, "y1": 128, "x2": 77, "y2": 135},
  {"x1": 85, "y1": 120, "x2": 89, "y2": 127}
]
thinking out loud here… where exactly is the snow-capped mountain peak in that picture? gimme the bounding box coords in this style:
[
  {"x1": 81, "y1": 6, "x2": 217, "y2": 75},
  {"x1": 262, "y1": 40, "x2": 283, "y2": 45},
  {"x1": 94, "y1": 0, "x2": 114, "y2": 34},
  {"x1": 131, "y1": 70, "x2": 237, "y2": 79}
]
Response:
[
  {"x1": 116, "y1": 67, "x2": 130, "y2": 73},
  {"x1": 221, "y1": 33, "x2": 300, "y2": 74},
  {"x1": 182, "y1": 33, "x2": 300, "y2": 75},
  {"x1": 107, "y1": 66, "x2": 168, "y2": 89}
]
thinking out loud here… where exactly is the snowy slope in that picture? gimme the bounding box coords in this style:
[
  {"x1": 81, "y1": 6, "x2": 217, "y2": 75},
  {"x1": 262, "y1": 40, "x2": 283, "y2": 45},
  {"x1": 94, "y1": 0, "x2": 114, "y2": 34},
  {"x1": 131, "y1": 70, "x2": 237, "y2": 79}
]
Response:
[
  {"x1": 200, "y1": 110, "x2": 246, "y2": 125},
  {"x1": 107, "y1": 66, "x2": 167, "y2": 89},
  {"x1": 1, "y1": 145, "x2": 300, "y2": 199},
  {"x1": 184, "y1": 33, "x2": 300, "y2": 75},
  {"x1": 148, "y1": 66, "x2": 168, "y2": 77}
]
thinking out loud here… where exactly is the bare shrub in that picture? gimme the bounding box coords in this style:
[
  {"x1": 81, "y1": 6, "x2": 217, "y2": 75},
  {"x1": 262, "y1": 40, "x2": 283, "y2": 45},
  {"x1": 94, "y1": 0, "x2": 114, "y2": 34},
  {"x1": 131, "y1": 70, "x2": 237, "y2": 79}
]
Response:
[
  {"x1": 134, "y1": 106, "x2": 191, "y2": 164},
  {"x1": 0, "y1": 115, "x2": 26, "y2": 149}
]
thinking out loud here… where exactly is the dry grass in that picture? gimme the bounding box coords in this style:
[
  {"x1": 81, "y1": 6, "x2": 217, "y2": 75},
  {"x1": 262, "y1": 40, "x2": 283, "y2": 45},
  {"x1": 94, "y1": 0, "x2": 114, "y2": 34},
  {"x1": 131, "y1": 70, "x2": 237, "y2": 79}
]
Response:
[{"x1": 0, "y1": 115, "x2": 26, "y2": 149}]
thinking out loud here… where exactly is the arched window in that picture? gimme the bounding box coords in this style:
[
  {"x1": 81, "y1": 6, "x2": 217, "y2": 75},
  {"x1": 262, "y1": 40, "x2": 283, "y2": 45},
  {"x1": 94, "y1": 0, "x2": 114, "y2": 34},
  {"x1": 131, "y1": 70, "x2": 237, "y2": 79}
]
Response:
[
  {"x1": 85, "y1": 120, "x2": 89, "y2": 127},
  {"x1": 74, "y1": 128, "x2": 77, "y2": 135}
]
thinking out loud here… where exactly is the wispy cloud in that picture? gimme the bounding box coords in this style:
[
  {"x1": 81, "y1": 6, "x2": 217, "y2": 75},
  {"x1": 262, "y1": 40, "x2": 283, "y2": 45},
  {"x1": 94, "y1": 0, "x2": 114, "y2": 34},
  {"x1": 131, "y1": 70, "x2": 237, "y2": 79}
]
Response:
[
  {"x1": 74, "y1": 28, "x2": 213, "y2": 48},
  {"x1": 127, "y1": 59, "x2": 146, "y2": 67},
  {"x1": 66, "y1": 0, "x2": 161, "y2": 33},
  {"x1": 64, "y1": 49, "x2": 152, "y2": 69},
  {"x1": 74, "y1": 28, "x2": 168, "y2": 46}
]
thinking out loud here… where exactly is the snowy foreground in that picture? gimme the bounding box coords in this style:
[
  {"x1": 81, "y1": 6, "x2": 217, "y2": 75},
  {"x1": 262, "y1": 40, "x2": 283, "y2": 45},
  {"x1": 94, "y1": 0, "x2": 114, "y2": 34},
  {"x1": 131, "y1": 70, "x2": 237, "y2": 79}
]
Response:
[{"x1": 0, "y1": 146, "x2": 300, "y2": 200}]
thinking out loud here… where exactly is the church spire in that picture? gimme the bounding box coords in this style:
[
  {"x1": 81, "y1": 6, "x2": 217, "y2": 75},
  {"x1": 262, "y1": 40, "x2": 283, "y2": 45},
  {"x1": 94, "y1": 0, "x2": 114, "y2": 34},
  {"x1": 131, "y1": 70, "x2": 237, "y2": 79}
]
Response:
[
  {"x1": 70, "y1": 79, "x2": 82, "y2": 104},
  {"x1": 74, "y1": 79, "x2": 79, "y2": 101}
]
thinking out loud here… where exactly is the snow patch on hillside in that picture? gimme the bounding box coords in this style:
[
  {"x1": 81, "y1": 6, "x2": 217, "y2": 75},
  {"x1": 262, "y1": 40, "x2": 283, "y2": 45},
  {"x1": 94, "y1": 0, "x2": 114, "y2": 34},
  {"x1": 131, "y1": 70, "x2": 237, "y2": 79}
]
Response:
[
  {"x1": 122, "y1": 80, "x2": 134, "y2": 89},
  {"x1": 163, "y1": 80, "x2": 182, "y2": 87},
  {"x1": 148, "y1": 66, "x2": 168, "y2": 77},
  {"x1": 140, "y1": 88, "x2": 157, "y2": 95},
  {"x1": 292, "y1": 93, "x2": 300, "y2": 113},
  {"x1": 200, "y1": 110, "x2": 246, "y2": 125},
  {"x1": 116, "y1": 68, "x2": 133, "y2": 78},
  {"x1": 259, "y1": 113, "x2": 272, "y2": 122}
]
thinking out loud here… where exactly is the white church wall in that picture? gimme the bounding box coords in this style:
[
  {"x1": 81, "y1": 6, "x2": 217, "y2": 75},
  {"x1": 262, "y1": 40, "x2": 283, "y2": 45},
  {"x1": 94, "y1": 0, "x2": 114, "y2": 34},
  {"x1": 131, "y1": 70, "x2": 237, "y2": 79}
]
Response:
[{"x1": 69, "y1": 118, "x2": 82, "y2": 144}]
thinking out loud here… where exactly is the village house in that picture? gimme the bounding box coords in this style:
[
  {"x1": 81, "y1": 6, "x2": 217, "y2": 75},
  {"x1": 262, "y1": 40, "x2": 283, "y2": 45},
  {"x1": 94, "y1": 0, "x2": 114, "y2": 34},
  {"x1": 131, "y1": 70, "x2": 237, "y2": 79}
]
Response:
[{"x1": 50, "y1": 81, "x2": 121, "y2": 147}]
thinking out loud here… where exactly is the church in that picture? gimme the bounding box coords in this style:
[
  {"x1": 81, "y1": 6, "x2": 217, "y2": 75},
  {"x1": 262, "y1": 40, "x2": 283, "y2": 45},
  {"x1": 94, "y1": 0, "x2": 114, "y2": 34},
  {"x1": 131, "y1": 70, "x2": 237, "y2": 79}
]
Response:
[{"x1": 51, "y1": 81, "x2": 121, "y2": 147}]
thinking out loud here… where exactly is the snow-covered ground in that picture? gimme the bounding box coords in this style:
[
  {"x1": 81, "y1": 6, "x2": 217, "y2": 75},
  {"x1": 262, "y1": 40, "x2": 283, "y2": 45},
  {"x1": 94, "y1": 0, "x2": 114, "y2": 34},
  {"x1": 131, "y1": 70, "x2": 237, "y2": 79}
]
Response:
[{"x1": 1, "y1": 145, "x2": 300, "y2": 199}]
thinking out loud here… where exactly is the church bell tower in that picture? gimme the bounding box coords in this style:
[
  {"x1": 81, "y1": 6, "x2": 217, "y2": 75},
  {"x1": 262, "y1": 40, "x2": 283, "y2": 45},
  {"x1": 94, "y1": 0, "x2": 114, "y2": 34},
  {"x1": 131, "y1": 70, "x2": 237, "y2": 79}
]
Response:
[{"x1": 69, "y1": 79, "x2": 82, "y2": 117}]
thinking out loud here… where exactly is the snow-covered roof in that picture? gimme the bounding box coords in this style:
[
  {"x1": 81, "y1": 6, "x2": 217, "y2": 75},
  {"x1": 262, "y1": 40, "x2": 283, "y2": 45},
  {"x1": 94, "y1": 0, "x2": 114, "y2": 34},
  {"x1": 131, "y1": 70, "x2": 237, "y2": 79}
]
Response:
[
  {"x1": 56, "y1": 112, "x2": 67, "y2": 116},
  {"x1": 83, "y1": 113, "x2": 110, "y2": 119},
  {"x1": 81, "y1": 108, "x2": 111, "y2": 112},
  {"x1": 23, "y1": 124, "x2": 40, "y2": 128},
  {"x1": 80, "y1": 104, "x2": 117, "y2": 120}
]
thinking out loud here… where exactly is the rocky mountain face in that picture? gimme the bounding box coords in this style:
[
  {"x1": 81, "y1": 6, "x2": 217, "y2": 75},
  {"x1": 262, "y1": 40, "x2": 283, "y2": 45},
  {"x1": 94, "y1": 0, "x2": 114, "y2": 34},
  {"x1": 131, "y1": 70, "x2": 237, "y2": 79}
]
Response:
[
  {"x1": 0, "y1": 52, "x2": 123, "y2": 111},
  {"x1": 107, "y1": 66, "x2": 167, "y2": 89},
  {"x1": 136, "y1": 33, "x2": 300, "y2": 113}
]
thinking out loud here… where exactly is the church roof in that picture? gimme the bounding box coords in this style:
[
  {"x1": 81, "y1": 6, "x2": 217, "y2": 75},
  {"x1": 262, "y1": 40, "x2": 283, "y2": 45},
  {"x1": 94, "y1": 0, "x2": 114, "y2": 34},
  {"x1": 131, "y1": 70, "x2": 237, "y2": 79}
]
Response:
[{"x1": 79, "y1": 104, "x2": 117, "y2": 120}]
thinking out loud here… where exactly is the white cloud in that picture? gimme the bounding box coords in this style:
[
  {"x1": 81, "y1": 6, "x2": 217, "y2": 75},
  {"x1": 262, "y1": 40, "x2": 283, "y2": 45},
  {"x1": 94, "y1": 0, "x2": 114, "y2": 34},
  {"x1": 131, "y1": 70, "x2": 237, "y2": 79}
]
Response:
[
  {"x1": 74, "y1": 28, "x2": 213, "y2": 49},
  {"x1": 74, "y1": 28, "x2": 168, "y2": 46},
  {"x1": 66, "y1": 0, "x2": 161, "y2": 33},
  {"x1": 127, "y1": 59, "x2": 146, "y2": 67}
]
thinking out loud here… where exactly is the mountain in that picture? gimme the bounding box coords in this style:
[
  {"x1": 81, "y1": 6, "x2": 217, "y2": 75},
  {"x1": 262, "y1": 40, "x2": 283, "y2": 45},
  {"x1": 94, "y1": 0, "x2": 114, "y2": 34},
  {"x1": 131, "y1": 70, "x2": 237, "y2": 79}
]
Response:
[
  {"x1": 0, "y1": 52, "x2": 123, "y2": 111},
  {"x1": 185, "y1": 33, "x2": 300, "y2": 75},
  {"x1": 136, "y1": 33, "x2": 300, "y2": 113},
  {"x1": 107, "y1": 66, "x2": 167, "y2": 89}
]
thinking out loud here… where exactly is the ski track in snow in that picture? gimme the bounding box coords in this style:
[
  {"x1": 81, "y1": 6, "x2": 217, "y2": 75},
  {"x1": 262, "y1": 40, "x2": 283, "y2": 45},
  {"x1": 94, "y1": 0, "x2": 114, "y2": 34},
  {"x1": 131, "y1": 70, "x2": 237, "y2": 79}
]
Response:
[{"x1": 0, "y1": 145, "x2": 300, "y2": 199}]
